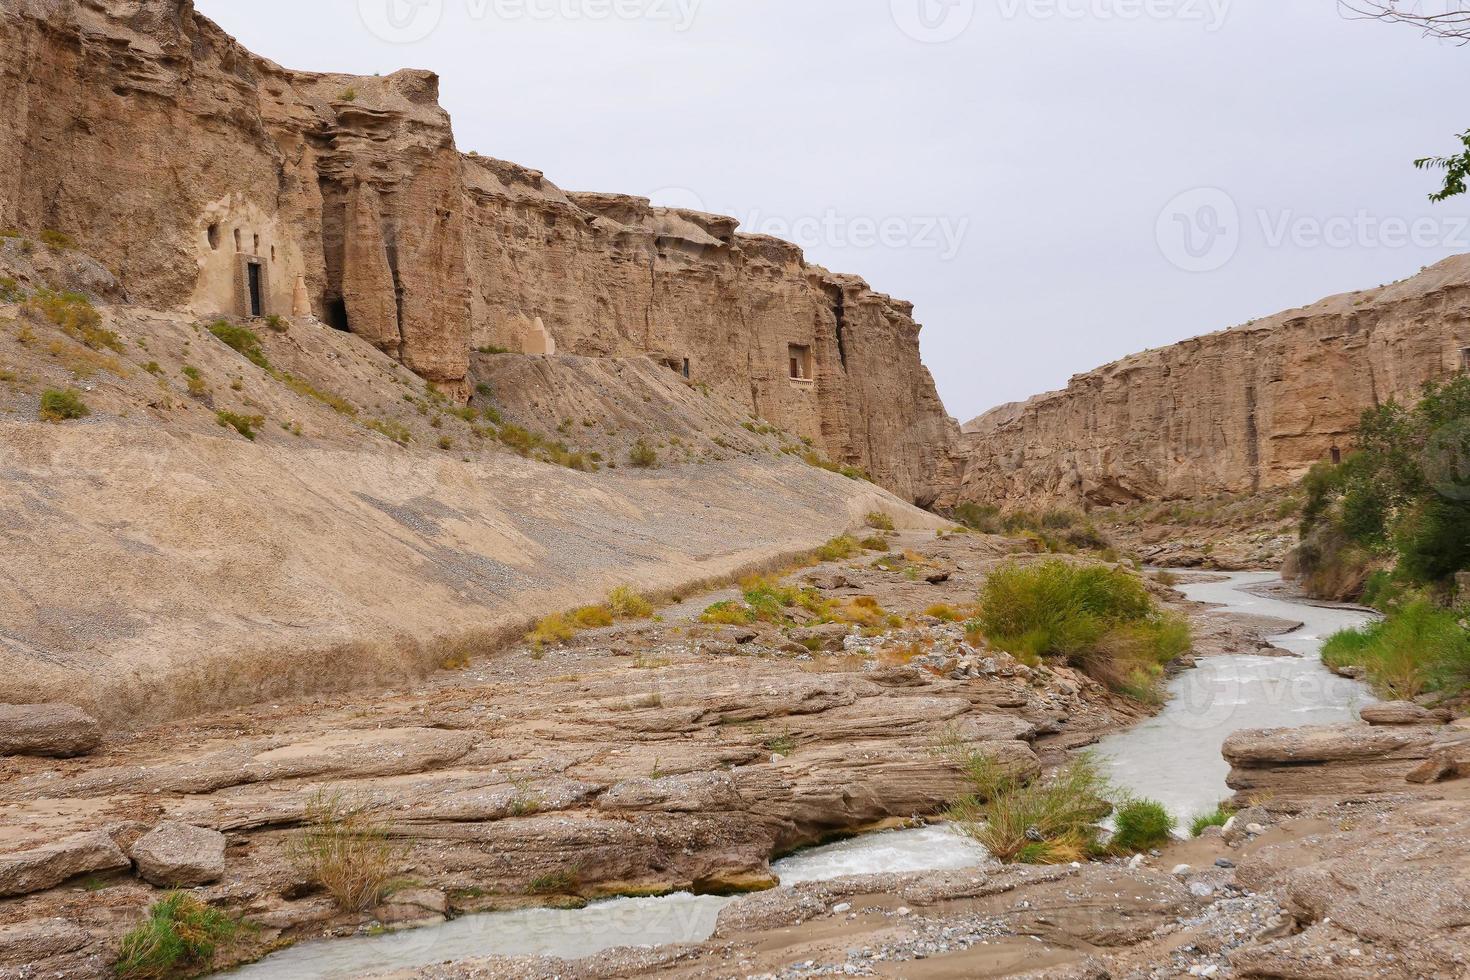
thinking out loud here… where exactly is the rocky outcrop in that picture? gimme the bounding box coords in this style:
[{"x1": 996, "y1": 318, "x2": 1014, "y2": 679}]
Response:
[
  {"x1": 958, "y1": 256, "x2": 1470, "y2": 506},
  {"x1": 0, "y1": 703, "x2": 101, "y2": 758},
  {"x1": 0, "y1": 832, "x2": 129, "y2": 899},
  {"x1": 0, "y1": 0, "x2": 957, "y2": 503}
]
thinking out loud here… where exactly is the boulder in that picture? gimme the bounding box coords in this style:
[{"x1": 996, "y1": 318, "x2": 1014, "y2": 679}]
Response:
[
  {"x1": 0, "y1": 703, "x2": 101, "y2": 757},
  {"x1": 129, "y1": 822, "x2": 227, "y2": 887},
  {"x1": 0, "y1": 832, "x2": 129, "y2": 898}
]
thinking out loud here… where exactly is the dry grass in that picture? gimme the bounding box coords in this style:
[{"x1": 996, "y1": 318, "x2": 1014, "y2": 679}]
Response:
[
  {"x1": 947, "y1": 753, "x2": 1112, "y2": 865},
  {"x1": 288, "y1": 790, "x2": 398, "y2": 912},
  {"x1": 607, "y1": 585, "x2": 654, "y2": 619},
  {"x1": 528, "y1": 613, "x2": 577, "y2": 649}
]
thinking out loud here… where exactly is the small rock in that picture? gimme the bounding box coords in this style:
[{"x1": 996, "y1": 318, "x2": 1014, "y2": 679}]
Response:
[
  {"x1": 832, "y1": 903, "x2": 852, "y2": 914},
  {"x1": 1189, "y1": 882, "x2": 1215, "y2": 898},
  {"x1": 1215, "y1": 858, "x2": 1236, "y2": 869},
  {"x1": 1245, "y1": 823, "x2": 1267, "y2": 836},
  {"x1": 895, "y1": 906, "x2": 911, "y2": 917},
  {"x1": 129, "y1": 822, "x2": 226, "y2": 887},
  {"x1": 1171, "y1": 864, "x2": 1192, "y2": 876},
  {"x1": 1126, "y1": 854, "x2": 1145, "y2": 870}
]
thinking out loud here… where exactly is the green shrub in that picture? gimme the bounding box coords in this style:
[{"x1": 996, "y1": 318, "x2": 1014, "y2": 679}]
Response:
[
  {"x1": 700, "y1": 600, "x2": 756, "y2": 626},
  {"x1": 860, "y1": 535, "x2": 891, "y2": 552},
  {"x1": 865, "y1": 511, "x2": 895, "y2": 532},
  {"x1": 947, "y1": 753, "x2": 1112, "y2": 864},
  {"x1": 1110, "y1": 798, "x2": 1175, "y2": 853},
  {"x1": 1322, "y1": 600, "x2": 1470, "y2": 698},
  {"x1": 264, "y1": 314, "x2": 289, "y2": 332},
  {"x1": 114, "y1": 893, "x2": 240, "y2": 980},
  {"x1": 215, "y1": 410, "x2": 264, "y2": 441},
  {"x1": 207, "y1": 320, "x2": 270, "y2": 370},
  {"x1": 977, "y1": 560, "x2": 1189, "y2": 698},
  {"x1": 39, "y1": 229, "x2": 75, "y2": 252},
  {"x1": 816, "y1": 535, "x2": 861, "y2": 561},
  {"x1": 0, "y1": 276, "x2": 21, "y2": 303},
  {"x1": 38, "y1": 388, "x2": 89, "y2": 422},
  {"x1": 628, "y1": 438, "x2": 658, "y2": 469},
  {"x1": 608, "y1": 586, "x2": 654, "y2": 619},
  {"x1": 1189, "y1": 803, "x2": 1236, "y2": 837},
  {"x1": 528, "y1": 613, "x2": 577, "y2": 648},
  {"x1": 571, "y1": 605, "x2": 614, "y2": 629},
  {"x1": 26, "y1": 288, "x2": 120, "y2": 351},
  {"x1": 953, "y1": 502, "x2": 1002, "y2": 533}
]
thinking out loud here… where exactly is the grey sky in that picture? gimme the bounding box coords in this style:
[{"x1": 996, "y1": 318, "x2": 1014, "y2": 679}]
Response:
[{"x1": 196, "y1": 0, "x2": 1470, "y2": 423}]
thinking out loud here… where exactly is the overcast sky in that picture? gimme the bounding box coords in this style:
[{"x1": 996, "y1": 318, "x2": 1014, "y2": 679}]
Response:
[{"x1": 197, "y1": 0, "x2": 1469, "y2": 422}]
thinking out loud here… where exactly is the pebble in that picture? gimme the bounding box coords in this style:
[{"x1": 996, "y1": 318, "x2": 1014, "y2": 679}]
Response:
[
  {"x1": 1172, "y1": 864, "x2": 1192, "y2": 876},
  {"x1": 1190, "y1": 882, "x2": 1215, "y2": 898},
  {"x1": 1216, "y1": 858, "x2": 1236, "y2": 869},
  {"x1": 832, "y1": 903, "x2": 852, "y2": 914}
]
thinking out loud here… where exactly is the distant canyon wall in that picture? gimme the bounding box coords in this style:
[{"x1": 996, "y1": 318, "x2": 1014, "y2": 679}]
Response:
[
  {"x1": 0, "y1": 0, "x2": 958, "y2": 504},
  {"x1": 957, "y1": 256, "x2": 1470, "y2": 507}
]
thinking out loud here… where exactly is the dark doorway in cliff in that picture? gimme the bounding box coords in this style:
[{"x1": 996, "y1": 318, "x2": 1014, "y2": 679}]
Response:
[
  {"x1": 247, "y1": 262, "x2": 263, "y2": 317},
  {"x1": 1461, "y1": 346, "x2": 1470, "y2": 372},
  {"x1": 681, "y1": 357, "x2": 690, "y2": 379},
  {"x1": 1331, "y1": 446, "x2": 1342, "y2": 465},
  {"x1": 326, "y1": 298, "x2": 351, "y2": 333}
]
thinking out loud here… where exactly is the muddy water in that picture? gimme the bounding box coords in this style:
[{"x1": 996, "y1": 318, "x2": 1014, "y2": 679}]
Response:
[
  {"x1": 222, "y1": 827, "x2": 988, "y2": 979},
  {"x1": 225, "y1": 573, "x2": 1363, "y2": 977},
  {"x1": 1095, "y1": 571, "x2": 1377, "y2": 826}
]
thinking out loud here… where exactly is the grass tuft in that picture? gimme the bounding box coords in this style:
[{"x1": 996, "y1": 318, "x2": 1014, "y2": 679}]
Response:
[
  {"x1": 215, "y1": 410, "x2": 264, "y2": 441},
  {"x1": 1189, "y1": 802, "x2": 1237, "y2": 837},
  {"x1": 114, "y1": 893, "x2": 240, "y2": 980},
  {"x1": 288, "y1": 790, "x2": 397, "y2": 912},
  {"x1": 207, "y1": 320, "x2": 270, "y2": 370},
  {"x1": 1110, "y1": 798, "x2": 1175, "y2": 853},
  {"x1": 947, "y1": 753, "x2": 1112, "y2": 865}
]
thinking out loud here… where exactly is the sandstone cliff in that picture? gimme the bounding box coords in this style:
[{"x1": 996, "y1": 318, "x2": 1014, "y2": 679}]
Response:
[
  {"x1": 958, "y1": 255, "x2": 1470, "y2": 506},
  {"x1": 0, "y1": 0, "x2": 957, "y2": 504}
]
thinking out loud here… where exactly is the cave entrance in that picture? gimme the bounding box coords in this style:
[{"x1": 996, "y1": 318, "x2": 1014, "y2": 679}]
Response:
[
  {"x1": 247, "y1": 261, "x2": 263, "y2": 318},
  {"x1": 1331, "y1": 446, "x2": 1342, "y2": 466},
  {"x1": 326, "y1": 298, "x2": 351, "y2": 332}
]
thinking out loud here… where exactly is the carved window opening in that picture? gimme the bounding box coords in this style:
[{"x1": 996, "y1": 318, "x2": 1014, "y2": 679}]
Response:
[
  {"x1": 270, "y1": 245, "x2": 277, "y2": 262},
  {"x1": 788, "y1": 344, "x2": 813, "y2": 381},
  {"x1": 1331, "y1": 446, "x2": 1342, "y2": 466},
  {"x1": 253, "y1": 233, "x2": 261, "y2": 256},
  {"x1": 207, "y1": 224, "x2": 220, "y2": 251},
  {"x1": 233, "y1": 228, "x2": 242, "y2": 252},
  {"x1": 1461, "y1": 347, "x2": 1470, "y2": 372},
  {"x1": 682, "y1": 357, "x2": 690, "y2": 379}
]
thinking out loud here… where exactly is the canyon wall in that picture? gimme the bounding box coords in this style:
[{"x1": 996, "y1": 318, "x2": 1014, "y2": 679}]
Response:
[
  {"x1": 958, "y1": 256, "x2": 1470, "y2": 507},
  {"x1": 0, "y1": 0, "x2": 957, "y2": 504}
]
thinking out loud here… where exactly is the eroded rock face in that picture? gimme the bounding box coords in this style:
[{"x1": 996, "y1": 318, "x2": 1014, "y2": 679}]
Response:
[
  {"x1": 0, "y1": 0, "x2": 958, "y2": 503},
  {"x1": 958, "y1": 256, "x2": 1470, "y2": 507}
]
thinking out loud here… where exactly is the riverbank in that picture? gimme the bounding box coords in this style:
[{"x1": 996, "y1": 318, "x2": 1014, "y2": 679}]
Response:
[
  {"x1": 366, "y1": 574, "x2": 1470, "y2": 980},
  {"x1": 4, "y1": 532, "x2": 1250, "y2": 979}
]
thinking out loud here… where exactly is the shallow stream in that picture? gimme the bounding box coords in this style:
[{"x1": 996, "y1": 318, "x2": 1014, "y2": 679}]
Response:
[{"x1": 223, "y1": 573, "x2": 1372, "y2": 978}]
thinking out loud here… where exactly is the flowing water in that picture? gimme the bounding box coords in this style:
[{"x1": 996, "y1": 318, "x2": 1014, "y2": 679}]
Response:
[
  {"x1": 223, "y1": 573, "x2": 1366, "y2": 978},
  {"x1": 1095, "y1": 571, "x2": 1377, "y2": 825},
  {"x1": 222, "y1": 826, "x2": 989, "y2": 979}
]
